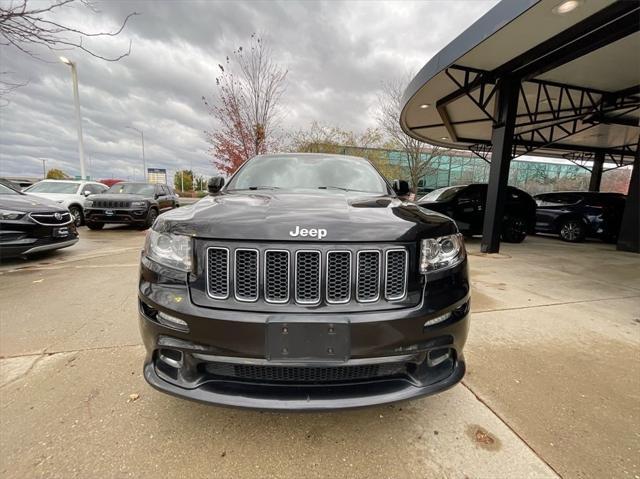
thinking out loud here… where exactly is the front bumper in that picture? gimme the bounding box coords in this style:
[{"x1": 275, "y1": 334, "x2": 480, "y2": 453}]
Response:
[
  {"x1": 0, "y1": 220, "x2": 78, "y2": 258},
  {"x1": 85, "y1": 207, "x2": 148, "y2": 224},
  {"x1": 138, "y1": 259, "x2": 470, "y2": 410}
]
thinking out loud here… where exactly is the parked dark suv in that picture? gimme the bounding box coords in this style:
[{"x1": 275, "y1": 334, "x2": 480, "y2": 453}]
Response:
[
  {"x1": 138, "y1": 153, "x2": 470, "y2": 410},
  {"x1": 534, "y1": 191, "x2": 626, "y2": 242},
  {"x1": 84, "y1": 182, "x2": 178, "y2": 230},
  {"x1": 418, "y1": 184, "x2": 536, "y2": 243}
]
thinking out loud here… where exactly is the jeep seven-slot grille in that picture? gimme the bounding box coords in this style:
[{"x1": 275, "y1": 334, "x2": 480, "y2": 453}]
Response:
[
  {"x1": 93, "y1": 200, "x2": 131, "y2": 208},
  {"x1": 205, "y1": 245, "x2": 408, "y2": 306}
]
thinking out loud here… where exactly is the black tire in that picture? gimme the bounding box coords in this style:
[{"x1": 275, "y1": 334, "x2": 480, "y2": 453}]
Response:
[
  {"x1": 68, "y1": 205, "x2": 83, "y2": 226},
  {"x1": 144, "y1": 208, "x2": 158, "y2": 229},
  {"x1": 502, "y1": 216, "x2": 527, "y2": 243},
  {"x1": 86, "y1": 222, "x2": 104, "y2": 230},
  {"x1": 558, "y1": 218, "x2": 586, "y2": 242}
]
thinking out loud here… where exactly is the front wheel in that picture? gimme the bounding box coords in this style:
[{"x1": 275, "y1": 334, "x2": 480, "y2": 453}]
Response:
[
  {"x1": 144, "y1": 208, "x2": 158, "y2": 229},
  {"x1": 68, "y1": 205, "x2": 83, "y2": 227},
  {"x1": 502, "y1": 216, "x2": 527, "y2": 243},
  {"x1": 558, "y1": 219, "x2": 586, "y2": 242}
]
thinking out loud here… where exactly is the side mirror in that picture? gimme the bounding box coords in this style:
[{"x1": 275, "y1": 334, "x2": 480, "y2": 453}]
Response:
[
  {"x1": 208, "y1": 177, "x2": 225, "y2": 195},
  {"x1": 83, "y1": 190, "x2": 91, "y2": 197},
  {"x1": 392, "y1": 179, "x2": 410, "y2": 197}
]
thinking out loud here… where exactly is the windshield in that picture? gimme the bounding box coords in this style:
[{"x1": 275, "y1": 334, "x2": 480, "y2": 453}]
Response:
[
  {"x1": 107, "y1": 183, "x2": 155, "y2": 196},
  {"x1": 27, "y1": 181, "x2": 79, "y2": 194},
  {"x1": 0, "y1": 183, "x2": 20, "y2": 195},
  {"x1": 420, "y1": 186, "x2": 465, "y2": 202},
  {"x1": 227, "y1": 155, "x2": 389, "y2": 194}
]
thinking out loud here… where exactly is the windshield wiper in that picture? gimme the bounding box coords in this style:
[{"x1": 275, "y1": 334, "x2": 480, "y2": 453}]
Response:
[
  {"x1": 318, "y1": 186, "x2": 351, "y2": 191},
  {"x1": 247, "y1": 186, "x2": 280, "y2": 190}
]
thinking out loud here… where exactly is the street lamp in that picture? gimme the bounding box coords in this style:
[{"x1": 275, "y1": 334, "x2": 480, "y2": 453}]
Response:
[
  {"x1": 59, "y1": 56, "x2": 87, "y2": 180},
  {"x1": 127, "y1": 126, "x2": 146, "y2": 181}
]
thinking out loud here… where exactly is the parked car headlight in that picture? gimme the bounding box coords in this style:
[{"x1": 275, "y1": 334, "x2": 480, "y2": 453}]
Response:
[
  {"x1": 131, "y1": 200, "x2": 146, "y2": 208},
  {"x1": 0, "y1": 209, "x2": 25, "y2": 220},
  {"x1": 144, "y1": 230, "x2": 192, "y2": 272},
  {"x1": 420, "y1": 233, "x2": 466, "y2": 273},
  {"x1": 84, "y1": 200, "x2": 93, "y2": 207}
]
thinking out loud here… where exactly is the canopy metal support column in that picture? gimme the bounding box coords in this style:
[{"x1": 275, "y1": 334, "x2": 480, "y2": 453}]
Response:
[
  {"x1": 617, "y1": 139, "x2": 640, "y2": 253},
  {"x1": 589, "y1": 151, "x2": 605, "y2": 192},
  {"x1": 480, "y1": 77, "x2": 519, "y2": 254}
]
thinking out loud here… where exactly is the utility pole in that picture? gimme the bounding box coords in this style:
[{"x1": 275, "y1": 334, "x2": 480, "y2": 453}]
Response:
[
  {"x1": 59, "y1": 57, "x2": 86, "y2": 180},
  {"x1": 41, "y1": 159, "x2": 46, "y2": 179},
  {"x1": 128, "y1": 127, "x2": 146, "y2": 181}
]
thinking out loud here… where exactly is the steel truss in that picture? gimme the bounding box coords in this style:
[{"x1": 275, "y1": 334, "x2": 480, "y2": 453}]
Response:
[{"x1": 434, "y1": 65, "x2": 639, "y2": 164}]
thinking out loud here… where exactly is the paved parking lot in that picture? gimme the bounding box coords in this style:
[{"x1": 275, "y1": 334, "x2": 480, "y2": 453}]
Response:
[{"x1": 1, "y1": 227, "x2": 638, "y2": 478}]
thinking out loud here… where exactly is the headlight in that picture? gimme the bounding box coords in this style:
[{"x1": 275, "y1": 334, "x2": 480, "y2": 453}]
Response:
[
  {"x1": 0, "y1": 209, "x2": 25, "y2": 220},
  {"x1": 85, "y1": 200, "x2": 93, "y2": 207},
  {"x1": 420, "y1": 233, "x2": 466, "y2": 273},
  {"x1": 144, "y1": 230, "x2": 192, "y2": 272},
  {"x1": 131, "y1": 201, "x2": 146, "y2": 208}
]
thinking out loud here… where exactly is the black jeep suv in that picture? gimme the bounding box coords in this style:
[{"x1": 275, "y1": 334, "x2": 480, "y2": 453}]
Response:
[
  {"x1": 138, "y1": 154, "x2": 470, "y2": 410},
  {"x1": 418, "y1": 184, "x2": 537, "y2": 243},
  {"x1": 84, "y1": 182, "x2": 178, "y2": 230}
]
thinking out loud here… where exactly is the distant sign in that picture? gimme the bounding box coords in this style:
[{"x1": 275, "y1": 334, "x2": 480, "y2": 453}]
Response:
[{"x1": 147, "y1": 168, "x2": 167, "y2": 184}]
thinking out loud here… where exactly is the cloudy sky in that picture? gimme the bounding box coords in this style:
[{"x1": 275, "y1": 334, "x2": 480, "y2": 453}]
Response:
[{"x1": 0, "y1": 0, "x2": 498, "y2": 181}]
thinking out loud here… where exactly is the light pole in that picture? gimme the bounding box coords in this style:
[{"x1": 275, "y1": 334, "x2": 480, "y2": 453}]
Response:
[
  {"x1": 127, "y1": 126, "x2": 146, "y2": 181},
  {"x1": 59, "y1": 56, "x2": 86, "y2": 180},
  {"x1": 40, "y1": 158, "x2": 46, "y2": 179}
]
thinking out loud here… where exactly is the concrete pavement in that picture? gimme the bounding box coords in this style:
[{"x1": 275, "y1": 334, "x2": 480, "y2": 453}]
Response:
[{"x1": 1, "y1": 228, "x2": 638, "y2": 478}]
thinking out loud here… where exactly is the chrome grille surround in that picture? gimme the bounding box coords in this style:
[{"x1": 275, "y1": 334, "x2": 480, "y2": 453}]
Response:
[
  {"x1": 356, "y1": 250, "x2": 381, "y2": 303},
  {"x1": 234, "y1": 248, "x2": 259, "y2": 302},
  {"x1": 326, "y1": 250, "x2": 352, "y2": 304},
  {"x1": 294, "y1": 250, "x2": 321, "y2": 304},
  {"x1": 28, "y1": 212, "x2": 73, "y2": 226},
  {"x1": 385, "y1": 249, "x2": 408, "y2": 300},
  {"x1": 206, "y1": 247, "x2": 230, "y2": 299},
  {"x1": 264, "y1": 249, "x2": 291, "y2": 304}
]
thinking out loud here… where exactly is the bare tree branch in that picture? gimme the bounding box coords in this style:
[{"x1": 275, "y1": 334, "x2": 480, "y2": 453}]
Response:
[
  {"x1": 377, "y1": 75, "x2": 451, "y2": 192},
  {"x1": 0, "y1": 0, "x2": 138, "y2": 62}
]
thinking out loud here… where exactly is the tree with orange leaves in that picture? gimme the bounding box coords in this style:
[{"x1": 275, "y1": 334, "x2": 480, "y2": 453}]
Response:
[{"x1": 204, "y1": 34, "x2": 288, "y2": 175}]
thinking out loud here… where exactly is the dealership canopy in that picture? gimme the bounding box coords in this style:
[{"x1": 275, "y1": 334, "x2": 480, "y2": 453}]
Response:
[{"x1": 401, "y1": 0, "x2": 639, "y2": 253}]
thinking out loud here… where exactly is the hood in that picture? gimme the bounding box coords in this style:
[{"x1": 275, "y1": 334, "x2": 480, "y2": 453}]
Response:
[
  {"x1": 0, "y1": 194, "x2": 68, "y2": 213},
  {"x1": 155, "y1": 191, "x2": 457, "y2": 242},
  {"x1": 89, "y1": 193, "x2": 150, "y2": 202},
  {"x1": 416, "y1": 200, "x2": 450, "y2": 214},
  {"x1": 26, "y1": 192, "x2": 78, "y2": 202}
]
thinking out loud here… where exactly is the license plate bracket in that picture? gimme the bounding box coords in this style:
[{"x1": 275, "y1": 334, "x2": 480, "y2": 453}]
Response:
[
  {"x1": 53, "y1": 227, "x2": 70, "y2": 238},
  {"x1": 266, "y1": 319, "x2": 350, "y2": 362}
]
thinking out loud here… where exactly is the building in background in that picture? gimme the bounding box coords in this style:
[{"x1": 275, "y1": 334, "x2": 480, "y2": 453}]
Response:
[
  {"x1": 308, "y1": 144, "x2": 631, "y2": 196},
  {"x1": 147, "y1": 168, "x2": 168, "y2": 185}
]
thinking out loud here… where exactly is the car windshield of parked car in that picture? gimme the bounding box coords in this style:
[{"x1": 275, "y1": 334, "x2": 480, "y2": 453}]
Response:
[
  {"x1": 0, "y1": 183, "x2": 20, "y2": 195},
  {"x1": 27, "y1": 181, "x2": 79, "y2": 194},
  {"x1": 226, "y1": 155, "x2": 389, "y2": 194},
  {"x1": 107, "y1": 183, "x2": 155, "y2": 196},
  {"x1": 420, "y1": 186, "x2": 465, "y2": 202}
]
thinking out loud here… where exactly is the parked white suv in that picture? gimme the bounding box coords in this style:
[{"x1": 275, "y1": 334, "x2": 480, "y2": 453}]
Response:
[{"x1": 24, "y1": 179, "x2": 108, "y2": 226}]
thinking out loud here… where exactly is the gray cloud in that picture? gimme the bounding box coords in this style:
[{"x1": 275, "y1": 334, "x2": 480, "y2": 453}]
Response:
[{"x1": 0, "y1": 0, "x2": 497, "y2": 181}]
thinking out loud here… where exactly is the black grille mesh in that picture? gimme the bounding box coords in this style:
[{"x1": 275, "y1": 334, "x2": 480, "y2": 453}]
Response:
[
  {"x1": 207, "y1": 248, "x2": 229, "y2": 299},
  {"x1": 235, "y1": 249, "x2": 258, "y2": 301},
  {"x1": 265, "y1": 251, "x2": 289, "y2": 302},
  {"x1": 385, "y1": 250, "x2": 407, "y2": 300},
  {"x1": 327, "y1": 251, "x2": 351, "y2": 303},
  {"x1": 295, "y1": 251, "x2": 320, "y2": 303},
  {"x1": 357, "y1": 251, "x2": 380, "y2": 301},
  {"x1": 205, "y1": 362, "x2": 405, "y2": 383},
  {"x1": 93, "y1": 200, "x2": 131, "y2": 208}
]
